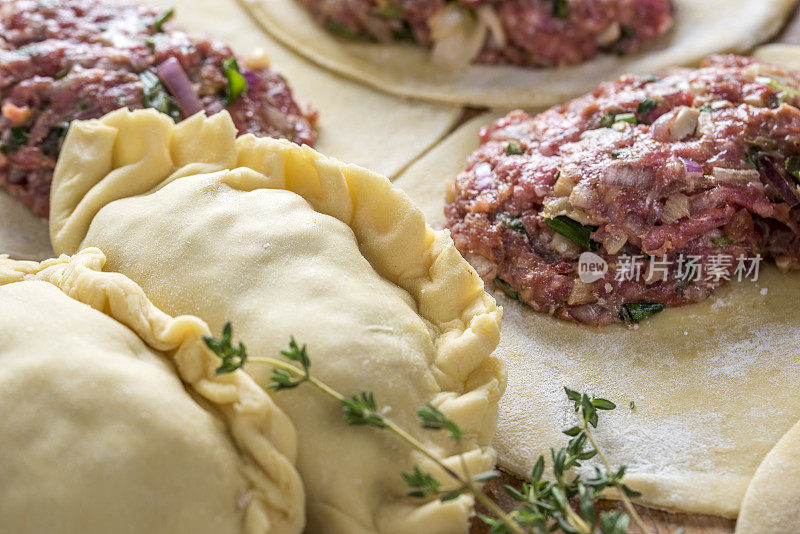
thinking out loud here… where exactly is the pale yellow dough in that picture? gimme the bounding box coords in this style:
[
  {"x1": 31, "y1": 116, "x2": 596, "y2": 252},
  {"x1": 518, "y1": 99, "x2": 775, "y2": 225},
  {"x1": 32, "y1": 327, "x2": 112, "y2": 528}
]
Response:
[
  {"x1": 736, "y1": 420, "x2": 800, "y2": 533},
  {"x1": 49, "y1": 108, "x2": 505, "y2": 534},
  {"x1": 393, "y1": 110, "x2": 800, "y2": 518},
  {"x1": 239, "y1": 0, "x2": 796, "y2": 108},
  {"x1": 0, "y1": 249, "x2": 303, "y2": 534}
]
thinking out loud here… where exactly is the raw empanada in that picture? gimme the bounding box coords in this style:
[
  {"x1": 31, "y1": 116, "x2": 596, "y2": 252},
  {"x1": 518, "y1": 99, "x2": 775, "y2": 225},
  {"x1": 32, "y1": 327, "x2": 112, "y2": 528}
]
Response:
[
  {"x1": 0, "y1": 249, "x2": 304, "y2": 534},
  {"x1": 49, "y1": 109, "x2": 505, "y2": 534}
]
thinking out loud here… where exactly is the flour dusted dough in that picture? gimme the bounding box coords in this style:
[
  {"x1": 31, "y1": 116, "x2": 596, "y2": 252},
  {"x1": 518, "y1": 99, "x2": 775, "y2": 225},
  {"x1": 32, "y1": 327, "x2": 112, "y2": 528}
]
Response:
[
  {"x1": 736, "y1": 420, "x2": 800, "y2": 533},
  {"x1": 393, "y1": 110, "x2": 800, "y2": 518},
  {"x1": 0, "y1": 191, "x2": 52, "y2": 260},
  {"x1": 238, "y1": 0, "x2": 795, "y2": 108},
  {"x1": 49, "y1": 108, "x2": 505, "y2": 534},
  {"x1": 0, "y1": 249, "x2": 303, "y2": 534}
]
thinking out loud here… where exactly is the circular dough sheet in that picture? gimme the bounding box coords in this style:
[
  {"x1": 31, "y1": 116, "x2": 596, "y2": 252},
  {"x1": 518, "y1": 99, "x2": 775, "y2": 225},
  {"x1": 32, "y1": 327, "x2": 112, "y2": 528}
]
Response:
[
  {"x1": 393, "y1": 86, "x2": 800, "y2": 517},
  {"x1": 238, "y1": 0, "x2": 796, "y2": 108}
]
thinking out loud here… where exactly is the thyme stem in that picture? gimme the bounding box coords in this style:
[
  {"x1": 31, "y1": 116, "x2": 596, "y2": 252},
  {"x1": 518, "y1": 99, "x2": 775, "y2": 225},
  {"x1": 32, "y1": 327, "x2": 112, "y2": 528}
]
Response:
[
  {"x1": 249, "y1": 357, "x2": 522, "y2": 534},
  {"x1": 582, "y1": 422, "x2": 649, "y2": 534}
]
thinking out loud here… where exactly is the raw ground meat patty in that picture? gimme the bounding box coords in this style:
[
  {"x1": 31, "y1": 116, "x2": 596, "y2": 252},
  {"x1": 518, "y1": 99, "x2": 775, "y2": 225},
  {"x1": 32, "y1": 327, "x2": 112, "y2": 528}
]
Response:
[
  {"x1": 299, "y1": 0, "x2": 674, "y2": 67},
  {"x1": 446, "y1": 55, "x2": 800, "y2": 326},
  {"x1": 0, "y1": 0, "x2": 318, "y2": 217}
]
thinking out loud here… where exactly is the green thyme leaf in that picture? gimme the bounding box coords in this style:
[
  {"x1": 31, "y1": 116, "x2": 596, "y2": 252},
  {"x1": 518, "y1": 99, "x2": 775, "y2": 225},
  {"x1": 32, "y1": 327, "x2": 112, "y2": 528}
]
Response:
[
  {"x1": 152, "y1": 7, "x2": 174, "y2": 32},
  {"x1": 55, "y1": 67, "x2": 70, "y2": 79},
  {"x1": 620, "y1": 301, "x2": 665, "y2": 324},
  {"x1": 266, "y1": 368, "x2": 305, "y2": 390},
  {"x1": 417, "y1": 404, "x2": 464, "y2": 443},
  {"x1": 592, "y1": 398, "x2": 616, "y2": 410},
  {"x1": 630, "y1": 400, "x2": 636, "y2": 409},
  {"x1": 544, "y1": 216, "x2": 600, "y2": 251},
  {"x1": 222, "y1": 56, "x2": 248, "y2": 105},
  {"x1": 402, "y1": 466, "x2": 441, "y2": 498},
  {"x1": 530, "y1": 455, "x2": 545, "y2": 482},
  {"x1": 562, "y1": 426, "x2": 582, "y2": 437},
  {"x1": 637, "y1": 97, "x2": 658, "y2": 115},
  {"x1": 342, "y1": 391, "x2": 385, "y2": 427},
  {"x1": 564, "y1": 386, "x2": 582, "y2": 402},
  {"x1": 204, "y1": 322, "x2": 249, "y2": 375},
  {"x1": 505, "y1": 139, "x2": 524, "y2": 156}
]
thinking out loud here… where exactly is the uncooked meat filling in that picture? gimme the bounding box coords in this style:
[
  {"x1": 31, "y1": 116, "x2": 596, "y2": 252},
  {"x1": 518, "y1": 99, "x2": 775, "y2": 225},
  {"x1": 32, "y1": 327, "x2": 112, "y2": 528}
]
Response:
[{"x1": 446, "y1": 55, "x2": 800, "y2": 325}]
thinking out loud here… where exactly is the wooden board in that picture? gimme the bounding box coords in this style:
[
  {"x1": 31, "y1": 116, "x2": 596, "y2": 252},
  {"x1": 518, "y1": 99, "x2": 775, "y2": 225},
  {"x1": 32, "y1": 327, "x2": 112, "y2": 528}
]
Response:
[{"x1": 469, "y1": 4, "x2": 800, "y2": 532}]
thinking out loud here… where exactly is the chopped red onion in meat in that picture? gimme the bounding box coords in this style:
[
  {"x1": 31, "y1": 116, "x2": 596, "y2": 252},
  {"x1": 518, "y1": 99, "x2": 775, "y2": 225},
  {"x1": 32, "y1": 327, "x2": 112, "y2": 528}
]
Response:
[
  {"x1": 242, "y1": 69, "x2": 260, "y2": 89},
  {"x1": 156, "y1": 57, "x2": 202, "y2": 117},
  {"x1": 680, "y1": 157, "x2": 703, "y2": 178}
]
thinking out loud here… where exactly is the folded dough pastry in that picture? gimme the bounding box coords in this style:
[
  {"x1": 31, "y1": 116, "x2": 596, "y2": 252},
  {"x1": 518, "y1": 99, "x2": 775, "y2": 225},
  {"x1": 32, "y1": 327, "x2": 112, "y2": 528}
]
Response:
[
  {"x1": 49, "y1": 109, "x2": 505, "y2": 534},
  {"x1": 0, "y1": 249, "x2": 304, "y2": 534}
]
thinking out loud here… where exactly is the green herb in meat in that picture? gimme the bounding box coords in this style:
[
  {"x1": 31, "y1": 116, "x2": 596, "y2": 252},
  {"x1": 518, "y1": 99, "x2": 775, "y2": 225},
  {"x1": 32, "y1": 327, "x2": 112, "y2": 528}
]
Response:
[
  {"x1": 222, "y1": 56, "x2": 248, "y2": 105},
  {"x1": 374, "y1": 3, "x2": 404, "y2": 18},
  {"x1": 619, "y1": 302, "x2": 665, "y2": 324},
  {"x1": 505, "y1": 139, "x2": 525, "y2": 156},
  {"x1": 498, "y1": 213, "x2": 527, "y2": 234},
  {"x1": 140, "y1": 70, "x2": 181, "y2": 121},
  {"x1": 545, "y1": 216, "x2": 600, "y2": 251},
  {"x1": 549, "y1": 0, "x2": 568, "y2": 19},
  {"x1": 152, "y1": 7, "x2": 174, "y2": 33},
  {"x1": 495, "y1": 279, "x2": 522, "y2": 301},
  {"x1": 785, "y1": 155, "x2": 800, "y2": 182},
  {"x1": 636, "y1": 97, "x2": 658, "y2": 115}
]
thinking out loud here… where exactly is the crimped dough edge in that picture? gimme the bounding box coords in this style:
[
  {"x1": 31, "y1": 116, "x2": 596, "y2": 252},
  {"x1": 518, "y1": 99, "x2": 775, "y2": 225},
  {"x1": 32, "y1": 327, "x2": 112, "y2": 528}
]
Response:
[
  {"x1": 0, "y1": 248, "x2": 306, "y2": 534},
  {"x1": 49, "y1": 108, "x2": 506, "y2": 532}
]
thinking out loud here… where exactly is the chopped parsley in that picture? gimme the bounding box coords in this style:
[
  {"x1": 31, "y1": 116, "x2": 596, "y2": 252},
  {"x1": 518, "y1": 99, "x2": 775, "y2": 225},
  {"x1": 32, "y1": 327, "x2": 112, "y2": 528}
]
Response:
[
  {"x1": 637, "y1": 97, "x2": 658, "y2": 115},
  {"x1": 222, "y1": 56, "x2": 248, "y2": 105},
  {"x1": 140, "y1": 70, "x2": 181, "y2": 121},
  {"x1": 549, "y1": 0, "x2": 568, "y2": 19},
  {"x1": 614, "y1": 112, "x2": 637, "y2": 125},
  {"x1": 610, "y1": 149, "x2": 624, "y2": 159},
  {"x1": 0, "y1": 126, "x2": 30, "y2": 154},
  {"x1": 712, "y1": 234, "x2": 734, "y2": 247},
  {"x1": 152, "y1": 7, "x2": 174, "y2": 33},
  {"x1": 599, "y1": 112, "x2": 615, "y2": 128},
  {"x1": 544, "y1": 216, "x2": 600, "y2": 251},
  {"x1": 505, "y1": 140, "x2": 524, "y2": 156},
  {"x1": 786, "y1": 155, "x2": 800, "y2": 182},
  {"x1": 374, "y1": 3, "x2": 404, "y2": 18},
  {"x1": 54, "y1": 67, "x2": 70, "y2": 79},
  {"x1": 494, "y1": 279, "x2": 521, "y2": 301},
  {"x1": 620, "y1": 302, "x2": 665, "y2": 324},
  {"x1": 497, "y1": 213, "x2": 526, "y2": 234}
]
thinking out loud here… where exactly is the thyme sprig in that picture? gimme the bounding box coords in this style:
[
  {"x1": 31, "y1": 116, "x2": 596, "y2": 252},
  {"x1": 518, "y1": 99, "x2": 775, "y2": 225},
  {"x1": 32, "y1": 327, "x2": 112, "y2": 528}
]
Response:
[{"x1": 204, "y1": 324, "x2": 649, "y2": 534}]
